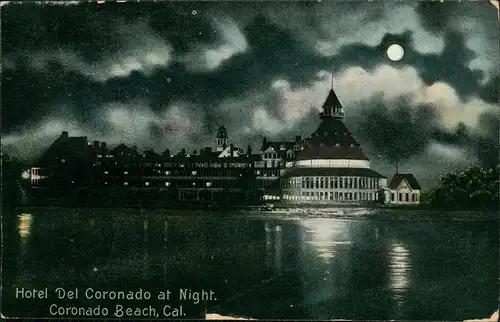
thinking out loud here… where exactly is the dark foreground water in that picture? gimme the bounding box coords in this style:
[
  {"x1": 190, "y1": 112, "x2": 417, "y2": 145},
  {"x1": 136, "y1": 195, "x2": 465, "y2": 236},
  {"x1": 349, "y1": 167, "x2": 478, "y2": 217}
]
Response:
[{"x1": 2, "y1": 207, "x2": 498, "y2": 320}]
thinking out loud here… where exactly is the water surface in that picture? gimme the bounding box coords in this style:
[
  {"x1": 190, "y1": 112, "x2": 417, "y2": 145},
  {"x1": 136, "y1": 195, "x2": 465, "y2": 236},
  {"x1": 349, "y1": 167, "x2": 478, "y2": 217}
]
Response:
[{"x1": 2, "y1": 208, "x2": 498, "y2": 320}]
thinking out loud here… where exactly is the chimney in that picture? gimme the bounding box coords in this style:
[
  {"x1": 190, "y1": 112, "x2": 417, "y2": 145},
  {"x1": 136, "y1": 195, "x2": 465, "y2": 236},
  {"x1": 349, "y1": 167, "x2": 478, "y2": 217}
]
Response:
[
  {"x1": 93, "y1": 140, "x2": 100, "y2": 148},
  {"x1": 101, "y1": 142, "x2": 107, "y2": 150},
  {"x1": 247, "y1": 145, "x2": 252, "y2": 155},
  {"x1": 295, "y1": 135, "x2": 301, "y2": 142},
  {"x1": 181, "y1": 148, "x2": 186, "y2": 155},
  {"x1": 61, "y1": 131, "x2": 69, "y2": 140}
]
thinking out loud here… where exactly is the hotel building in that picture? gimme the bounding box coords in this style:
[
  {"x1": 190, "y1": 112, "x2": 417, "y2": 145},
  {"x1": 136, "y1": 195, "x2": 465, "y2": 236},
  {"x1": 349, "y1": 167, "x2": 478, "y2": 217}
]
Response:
[{"x1": 25, "y1": 85, "x2": 421, "y2": 206}]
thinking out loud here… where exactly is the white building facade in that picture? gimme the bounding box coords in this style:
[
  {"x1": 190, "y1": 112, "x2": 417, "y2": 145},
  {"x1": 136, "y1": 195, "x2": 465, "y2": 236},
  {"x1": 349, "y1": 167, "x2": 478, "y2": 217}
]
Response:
[
  {"x1": 280, "y1": 88, "x2": 387, "y2": 205},
  {"x1": 384, "y1": 173, "x2": 422, "y2": 205}
]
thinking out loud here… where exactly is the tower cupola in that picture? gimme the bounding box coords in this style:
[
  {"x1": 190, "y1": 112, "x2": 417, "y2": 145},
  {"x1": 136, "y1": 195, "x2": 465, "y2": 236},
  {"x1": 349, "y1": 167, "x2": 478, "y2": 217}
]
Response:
[
  {"x1": 320, "y1": 89, "x2": 345, "y2": 119},
  {"x1": 320, "y1": 67, "x2": 344, "y2": 119},
  {"x1": 216, "y1": 126, "x2": 228, "y2": 152}
]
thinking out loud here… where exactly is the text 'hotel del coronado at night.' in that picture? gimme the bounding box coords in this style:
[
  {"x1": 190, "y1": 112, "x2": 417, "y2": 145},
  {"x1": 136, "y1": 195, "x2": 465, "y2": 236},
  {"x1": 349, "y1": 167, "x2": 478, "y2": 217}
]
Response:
[{"x1": 26, "y1": 75, "x2": 422, "y2": 207}]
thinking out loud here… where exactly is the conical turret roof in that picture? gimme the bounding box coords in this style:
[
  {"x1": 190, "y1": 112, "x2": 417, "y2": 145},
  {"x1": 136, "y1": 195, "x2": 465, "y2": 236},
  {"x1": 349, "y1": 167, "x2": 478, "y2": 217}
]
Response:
[{"x1": 322, "y1": 89, "x2": 343, "y2": 109}]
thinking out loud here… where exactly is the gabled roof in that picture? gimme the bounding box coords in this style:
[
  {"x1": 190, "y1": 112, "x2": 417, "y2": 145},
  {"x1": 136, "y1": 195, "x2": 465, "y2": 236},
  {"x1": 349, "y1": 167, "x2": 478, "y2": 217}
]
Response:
[
  {"x1": 388, "y1": 173, "x2": 422, "y2": 190},
  {"x1": 261, "y1": 141, "x2": 298, "y2": 160},
  {"x1": 262, "y1": 141, "x2": 296, "y2": 152}
]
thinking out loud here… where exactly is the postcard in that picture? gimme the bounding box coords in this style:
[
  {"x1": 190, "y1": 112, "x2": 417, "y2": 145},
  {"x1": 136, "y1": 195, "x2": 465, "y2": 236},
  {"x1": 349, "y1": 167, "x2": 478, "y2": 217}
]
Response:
[{"x1": 1, "y1": 0, "x2": 499, "y2": 321}]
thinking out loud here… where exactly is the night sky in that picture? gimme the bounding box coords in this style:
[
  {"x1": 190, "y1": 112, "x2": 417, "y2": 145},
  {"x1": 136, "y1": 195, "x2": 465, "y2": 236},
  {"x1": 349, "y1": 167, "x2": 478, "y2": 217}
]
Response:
[{"x1": 1, "y1": 0, "x2": 499, "y2": 188}]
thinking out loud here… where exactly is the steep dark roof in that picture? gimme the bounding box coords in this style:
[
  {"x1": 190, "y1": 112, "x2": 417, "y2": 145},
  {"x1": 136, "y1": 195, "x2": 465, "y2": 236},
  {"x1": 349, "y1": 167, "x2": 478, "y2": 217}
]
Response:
[
  {"x1": 293, "y1": 115, "x2": 369, "y2": 160},
  {"x1": 282, "y1": 167, "x2": 385, "y2": 178},
  {"x1": 322, "y1": 89, "x2": 343, "y2": 109},
  {"x1": 388, "y1": 173, "x2": 422, "y2": 190},
  {"x1": 38, "y1": 134, "x2": 89, "y2": 165}
]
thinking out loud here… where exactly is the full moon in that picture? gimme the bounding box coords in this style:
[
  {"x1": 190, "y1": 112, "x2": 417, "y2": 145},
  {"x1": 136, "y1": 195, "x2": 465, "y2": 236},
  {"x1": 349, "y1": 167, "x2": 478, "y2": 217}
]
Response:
[{"x1": 387, "y1": 44, "x2": 404, "y2": 61}]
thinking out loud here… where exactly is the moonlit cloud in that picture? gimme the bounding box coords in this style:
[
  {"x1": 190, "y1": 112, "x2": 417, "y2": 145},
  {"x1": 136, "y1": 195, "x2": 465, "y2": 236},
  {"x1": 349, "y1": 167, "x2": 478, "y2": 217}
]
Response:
[
  {"x1": 266, "y1": 1, "x2": 497, "y2": 81},
  {"x1": 450, "y1": 16, "x2": 498, "y2": 83},
  {"x1": 252, "y1": 107, "x2": 286, "y2": 136},
  {"x1": 99, "y1": 101, "x2": 207, "y2": 152},
  {"x1": 1, "y1": 119, "x2": 87, "y2": 160},
  {"x1": 27, "y1": 21, "x2": 173, "y2": 82},
  {"x1": 182, "y1": 17, "x2": 248, "y2": 71},
  {"x1": 264, "y1": 65, "x2": 498, "y2": 136},
  {"x1": 1, "y1": 100, "x2": 210, "y2": 160},
  {"x1": 267, "y1": 2, "x2": 444, "y2": 56}
]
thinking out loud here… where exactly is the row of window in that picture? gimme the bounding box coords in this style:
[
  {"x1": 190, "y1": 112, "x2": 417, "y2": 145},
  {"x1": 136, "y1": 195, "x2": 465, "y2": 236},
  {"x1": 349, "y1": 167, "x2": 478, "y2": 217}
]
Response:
[
  {"x1": 391, "y1": 192, "x2": 419, "y2": 202},
  {"x1": 263, "y1": 151, "x2": 297, "y2": 159},
  {"x1": 283, "y1": 191, "x2": 376, "y2": 201},
  {"x1": 114, "y1": 169, "x2": 280, "y2": 177},
  {"x1": 142, "y1": 162, "x2": 250, "y2": 168},
  {"x1": 284, "y1": 176, "x2": 379, "y2": 190}
]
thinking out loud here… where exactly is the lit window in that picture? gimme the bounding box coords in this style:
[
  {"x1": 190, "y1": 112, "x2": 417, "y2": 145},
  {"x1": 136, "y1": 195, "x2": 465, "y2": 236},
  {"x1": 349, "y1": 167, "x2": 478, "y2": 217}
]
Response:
[
  {"x1": 165, "y1": 171, "x2": 170, "y2": 175},
  {"x1": 165, "y1": 182, "x2": 170, "y2": 187},
  {"x1": 104, "y1": 182, "x2": 108, "y2": 185},
  {"x1": 256, "y1": 170, "x2": 261, "y2": 175},
  {"x1": 206, "y1": 182, "x2": 212, "y2": 187},
  {"x1": 192, "y1": 182, "x2": 196, "y2": 186},
  {"x1": 124, "y1": 182, "x2": 128, "y2": 186},
  {"x1": 192, "y1": 171, "x2": 197, "y2": 175},
  {"x1": 104, "y1": 171, "x2": 108, "y2": 174},
  {"x1": 124, "y1": 171, "x2": 128, "y2": 175},
  {"x1": 61, "y1": 159, "x2": 66, "y2": 163},
  {"x1": 21, "y1": 171, "x2": 30, "y2": 179},
  {"x1": 145, "y1": 182, "x2": 150, "y2": 186}
]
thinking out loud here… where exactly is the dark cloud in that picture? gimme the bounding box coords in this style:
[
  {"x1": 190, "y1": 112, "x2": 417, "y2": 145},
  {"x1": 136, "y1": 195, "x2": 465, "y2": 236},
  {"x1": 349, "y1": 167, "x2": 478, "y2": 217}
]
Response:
[
  {"x1": 415, "y1": 1, "x2": 461, "y2": 34},
  {"x1": 347, "y1": 95, "x2": 498, "y2": 167},
  {"x1": 480, "y1": 73, "x2": 500, "y2": 104},
  {"x1": 347, "y1": 97, "x2": 439, "y2": 162}
]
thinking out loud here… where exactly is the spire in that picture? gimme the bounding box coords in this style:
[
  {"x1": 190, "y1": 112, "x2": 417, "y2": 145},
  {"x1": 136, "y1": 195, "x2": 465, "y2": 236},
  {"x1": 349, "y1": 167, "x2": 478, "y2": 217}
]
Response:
[{"x1": 331, "y1": 65, "x2": 334, "y2": 89}]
